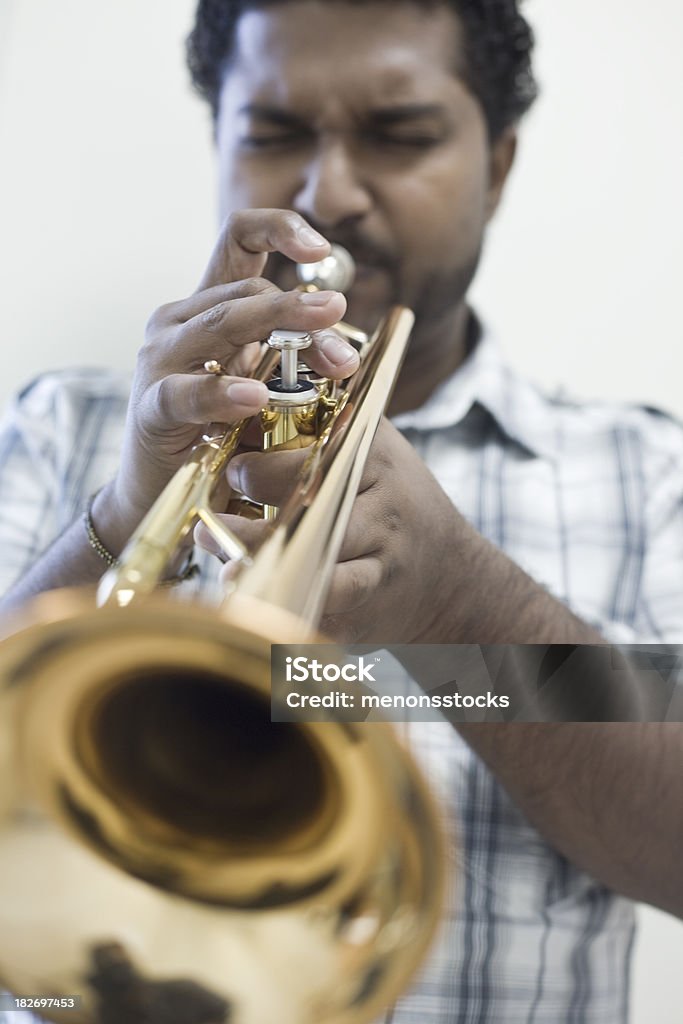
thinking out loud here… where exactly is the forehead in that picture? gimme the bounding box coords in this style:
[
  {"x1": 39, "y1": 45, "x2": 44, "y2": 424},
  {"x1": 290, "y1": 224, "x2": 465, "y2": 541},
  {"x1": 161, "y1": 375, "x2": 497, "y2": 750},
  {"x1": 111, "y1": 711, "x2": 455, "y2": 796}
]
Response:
[{"x1": 220, "y1": 1, "x2": 465, "y2": 111}]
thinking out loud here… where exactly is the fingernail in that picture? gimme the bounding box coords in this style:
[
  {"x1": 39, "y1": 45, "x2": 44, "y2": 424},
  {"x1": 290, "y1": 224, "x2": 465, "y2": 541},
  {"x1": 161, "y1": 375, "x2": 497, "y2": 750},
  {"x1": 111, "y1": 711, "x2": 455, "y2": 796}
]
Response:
[
  {"x1": 226, "y1": 381, "x2": 268, "y2": 405},
  {"x1": 320, "y1": 332, "x2": 358, "y2": 367},
  {"x1": 298, "y1": 225, "x2": 328, "y2": 248},
  {"x1": 299, "y1": 290, "x2": 340, "y2": 306}
]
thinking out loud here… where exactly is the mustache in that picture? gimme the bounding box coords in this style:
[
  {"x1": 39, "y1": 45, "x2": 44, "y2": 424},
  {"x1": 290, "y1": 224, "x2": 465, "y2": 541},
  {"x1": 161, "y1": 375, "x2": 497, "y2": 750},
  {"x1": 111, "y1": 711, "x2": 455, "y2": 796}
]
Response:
[
  {"x1": 324, "y1": 233, "x2": 397, "y2": 269},
  {"x1": 266, "y1": 232, "x2": 397, "y2": 284}
]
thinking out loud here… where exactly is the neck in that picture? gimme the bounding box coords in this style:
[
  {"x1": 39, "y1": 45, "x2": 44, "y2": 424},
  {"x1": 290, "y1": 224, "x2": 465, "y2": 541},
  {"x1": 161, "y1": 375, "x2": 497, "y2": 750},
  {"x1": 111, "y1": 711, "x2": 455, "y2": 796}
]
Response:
[{"x1": 387, "y1": 303, "x2": 471, "y2": 417}]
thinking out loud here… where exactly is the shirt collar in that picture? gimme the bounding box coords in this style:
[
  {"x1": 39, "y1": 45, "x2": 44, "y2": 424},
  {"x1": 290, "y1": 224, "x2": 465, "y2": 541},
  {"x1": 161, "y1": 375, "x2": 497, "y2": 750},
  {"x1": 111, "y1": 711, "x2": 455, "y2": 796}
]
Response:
[{"x1": 391, "y1": 323, "x2": 557, "y2": 460}]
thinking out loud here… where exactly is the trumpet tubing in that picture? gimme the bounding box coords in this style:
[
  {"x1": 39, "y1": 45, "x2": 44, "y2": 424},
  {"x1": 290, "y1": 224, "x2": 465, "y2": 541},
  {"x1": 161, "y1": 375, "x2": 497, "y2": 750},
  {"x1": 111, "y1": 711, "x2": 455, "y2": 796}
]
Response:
[{"x1": 0, "y1": 246, "x2": 446, "y2": 1024}]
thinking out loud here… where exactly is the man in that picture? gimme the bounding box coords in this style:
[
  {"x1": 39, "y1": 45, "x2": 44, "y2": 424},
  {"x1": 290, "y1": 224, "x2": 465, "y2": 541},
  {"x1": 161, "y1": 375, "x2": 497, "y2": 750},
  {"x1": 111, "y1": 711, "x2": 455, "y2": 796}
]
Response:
[{"x1": 0, "y1": 1, "x2": 682, "y2": 1021}]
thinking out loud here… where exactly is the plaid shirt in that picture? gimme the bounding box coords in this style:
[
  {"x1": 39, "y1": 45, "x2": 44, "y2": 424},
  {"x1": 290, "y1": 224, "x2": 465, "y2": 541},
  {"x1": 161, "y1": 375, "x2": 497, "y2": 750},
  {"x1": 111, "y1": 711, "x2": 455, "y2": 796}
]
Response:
[{"x1": 1, "y1": 329, "x2": 682, "y2": 1023}]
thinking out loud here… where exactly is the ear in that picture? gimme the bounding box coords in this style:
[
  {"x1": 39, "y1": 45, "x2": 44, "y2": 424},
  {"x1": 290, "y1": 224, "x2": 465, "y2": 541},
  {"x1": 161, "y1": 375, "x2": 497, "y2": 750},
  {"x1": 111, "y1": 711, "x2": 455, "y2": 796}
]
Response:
[{"x1": 486, "y1": 128, "x2": 517, "y2": 221}]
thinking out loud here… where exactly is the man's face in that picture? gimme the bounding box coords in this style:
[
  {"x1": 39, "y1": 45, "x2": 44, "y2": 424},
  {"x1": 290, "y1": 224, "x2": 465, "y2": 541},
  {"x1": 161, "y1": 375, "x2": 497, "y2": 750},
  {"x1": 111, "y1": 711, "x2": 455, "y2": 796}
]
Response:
[{"x1": 216, "y1": 1, "x2": 506, "y2": 333}]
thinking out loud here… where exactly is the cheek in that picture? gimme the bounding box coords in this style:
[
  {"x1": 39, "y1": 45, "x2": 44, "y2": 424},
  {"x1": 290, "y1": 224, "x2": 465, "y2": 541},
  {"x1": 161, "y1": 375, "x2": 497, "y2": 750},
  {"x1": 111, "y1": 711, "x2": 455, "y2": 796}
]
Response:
[
  {"x1": 381, "y1": 158, "x2": 489, "y2": 315},
  {"x1": 403, "y1": 164, "x2": 488, "y2": 260},
  {"x1": 387, "y1": 172, "x2": 489, "y2": 282},
  {"x1": 216, "y1": 154, "x2": 294, "y2": 220}
]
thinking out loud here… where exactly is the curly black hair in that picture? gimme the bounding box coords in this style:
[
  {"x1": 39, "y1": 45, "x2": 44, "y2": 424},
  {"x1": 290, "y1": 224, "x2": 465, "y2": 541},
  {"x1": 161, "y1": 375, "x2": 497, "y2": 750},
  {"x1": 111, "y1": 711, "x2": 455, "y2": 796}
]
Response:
[{"x1": 186, "y1": 0, "x2": 538, "y2": 141}]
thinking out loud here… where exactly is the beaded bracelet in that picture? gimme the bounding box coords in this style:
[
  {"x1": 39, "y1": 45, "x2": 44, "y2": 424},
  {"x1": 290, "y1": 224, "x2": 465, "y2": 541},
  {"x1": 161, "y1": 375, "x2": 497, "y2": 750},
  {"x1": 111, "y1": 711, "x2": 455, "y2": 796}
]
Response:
[{"x1": 84, "y1": 490, "x2": 200, "y2": 586}]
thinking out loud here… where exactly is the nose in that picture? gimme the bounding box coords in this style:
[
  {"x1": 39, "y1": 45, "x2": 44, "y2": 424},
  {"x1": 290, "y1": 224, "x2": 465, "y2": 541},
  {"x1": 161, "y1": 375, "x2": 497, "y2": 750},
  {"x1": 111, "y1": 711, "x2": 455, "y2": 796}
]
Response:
[{"x1": 293, "y1": 139, "x2": 372, "y2": 230}]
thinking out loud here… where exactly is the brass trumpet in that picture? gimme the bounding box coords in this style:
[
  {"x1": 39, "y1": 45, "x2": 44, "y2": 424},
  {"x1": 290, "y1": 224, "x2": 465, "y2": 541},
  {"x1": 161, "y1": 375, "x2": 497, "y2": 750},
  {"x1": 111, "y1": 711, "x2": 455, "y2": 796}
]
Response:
[{"x1": 0, "y1": 248, "x2": 445, "y2": 1024}]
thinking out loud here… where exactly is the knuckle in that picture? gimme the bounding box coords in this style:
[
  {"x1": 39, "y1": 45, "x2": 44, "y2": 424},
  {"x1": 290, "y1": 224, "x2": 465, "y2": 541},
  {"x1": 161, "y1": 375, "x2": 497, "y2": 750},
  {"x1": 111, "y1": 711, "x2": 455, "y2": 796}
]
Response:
[
  {"x1": 199, "y1": 301, "x2": 229, "y2": 331},
  {"x1": 359, "y1": 464, "x2": 381, "y2": 492},
  {"x1": 141, "y1": 312, "x2": 178, "y2": 371},
  {"x1": 277, "y1": 288, "x2": 304, "y2": 314},
  {"x1": 145, "y1": 302, "x2": 173, "y2": 335},
  {"x1": 187, "y1": 374, "x2": 210, "y2": 422},
  {"x1": 224, "y1": 210, "x2": 242, "y2": 237},
  {"x1": 144, "y1": 309, "x2": 162, "y2": 337},
  {"x1": 362, "y1": 447, "x2": 393, "y2": 489},
  {"x1": 137, "y1": 337, "x2": 156, "y2": 369},
  {"x1": 152, "y1": 376, "x2": 174, "y2": 424},
  {"x1": 283, "y1": 210, "x2": 305, "y2": 234},
  {"x1": 345, "y1": 562, "x2": 371, "y2": 605},
  {"x1": 381, "y1": 505, "x2": 402, "y2": 534},
  {"x1": 242, "y1": 276, "x2": 277, "y2": 296},
  {"x1": 151, "y1": 374, "x2": 208, "y2": 427},
  {"x1": 371, "y1": 444, "x2": 394, "y2": 473}
]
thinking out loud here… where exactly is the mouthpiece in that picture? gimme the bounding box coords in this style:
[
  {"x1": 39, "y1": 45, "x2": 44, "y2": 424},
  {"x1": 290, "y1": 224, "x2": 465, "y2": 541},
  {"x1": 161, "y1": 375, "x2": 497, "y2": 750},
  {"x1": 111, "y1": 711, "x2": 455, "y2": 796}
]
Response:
[{"x1": 297, "y1": 244, "x2": 355, "y2": 293}]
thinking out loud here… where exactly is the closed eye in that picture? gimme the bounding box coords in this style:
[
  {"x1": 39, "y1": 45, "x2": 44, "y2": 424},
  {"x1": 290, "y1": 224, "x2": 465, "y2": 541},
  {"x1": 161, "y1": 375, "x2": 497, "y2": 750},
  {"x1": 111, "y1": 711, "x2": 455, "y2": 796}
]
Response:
[
  {"x1": 366, "y1": 104, "x2": 451, "y2": 150},
  {"x1": 370, "y1": 131, "x2": 443, "y2": 149},
  {"x1": 240, "y1": 129, "x2": 314, "y2": 150},
  {"x1": 237, "y1": 104, "x2": 314, "y2": 150}
]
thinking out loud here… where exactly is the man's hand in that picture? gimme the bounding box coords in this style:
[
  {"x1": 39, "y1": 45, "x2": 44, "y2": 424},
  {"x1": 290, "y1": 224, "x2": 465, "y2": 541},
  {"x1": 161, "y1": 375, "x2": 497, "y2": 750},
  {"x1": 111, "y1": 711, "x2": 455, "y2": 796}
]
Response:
[
  {"x1": 196, "y1": 411, "x2": 607, "y2": 646},
  {"x1": 196, "y1": 418, "x2": 464, "y2": 643},
  {"x1": 97, "y1": 209, "x2": 359, "y2": 554}
]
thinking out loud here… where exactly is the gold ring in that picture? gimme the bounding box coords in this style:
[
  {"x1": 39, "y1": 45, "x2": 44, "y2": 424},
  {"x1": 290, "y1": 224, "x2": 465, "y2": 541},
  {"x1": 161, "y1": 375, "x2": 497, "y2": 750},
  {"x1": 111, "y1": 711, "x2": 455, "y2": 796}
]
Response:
[{"x1": 204, "y1": 360, "x2": 227, "y2": 376}]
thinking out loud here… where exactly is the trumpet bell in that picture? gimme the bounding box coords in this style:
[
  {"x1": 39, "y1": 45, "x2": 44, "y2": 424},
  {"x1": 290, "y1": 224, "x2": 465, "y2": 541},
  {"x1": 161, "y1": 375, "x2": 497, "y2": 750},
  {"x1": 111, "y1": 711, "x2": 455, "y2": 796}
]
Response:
[{"x1": 0, "y1": 589, "x2": 444, "y2": 1024}]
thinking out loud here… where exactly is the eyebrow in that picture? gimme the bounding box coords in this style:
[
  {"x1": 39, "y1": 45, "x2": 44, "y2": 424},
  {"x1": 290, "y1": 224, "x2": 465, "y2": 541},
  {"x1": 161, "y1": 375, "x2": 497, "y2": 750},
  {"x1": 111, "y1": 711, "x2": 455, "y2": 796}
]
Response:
[
  {"x1": 238, "y1": 102, "x2": 447, "y2": 125},
  {"x1": 367, "y1": 104, "x2": 447, "y2": 124},
  {"x1": 238, "y1": 104, "x2": 308, "y2": 126}
]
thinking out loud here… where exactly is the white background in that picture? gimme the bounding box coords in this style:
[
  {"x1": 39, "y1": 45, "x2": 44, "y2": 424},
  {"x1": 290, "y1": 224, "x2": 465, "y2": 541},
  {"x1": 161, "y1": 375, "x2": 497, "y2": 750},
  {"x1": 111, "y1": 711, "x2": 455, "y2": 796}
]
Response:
[{"x1": 1, "y1": 0, "x2": 682, "y2": 1018}]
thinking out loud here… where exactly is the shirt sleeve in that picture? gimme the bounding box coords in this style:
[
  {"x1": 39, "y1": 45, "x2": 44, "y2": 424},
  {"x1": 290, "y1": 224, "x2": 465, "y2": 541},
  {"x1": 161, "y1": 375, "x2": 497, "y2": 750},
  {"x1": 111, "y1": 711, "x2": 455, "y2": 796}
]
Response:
[
  {"x1": 634, "y1": 442, "x2": 683, "y2": 643},
  {"x1": 0, "y1": 377, "x2": 64, "y2": 597},
  {"x1": 0, "y1": 370, "x2": 128, "y2": 600},
  {"x1": 568, "y1": 409, "x2": 683, "y2": 653}
]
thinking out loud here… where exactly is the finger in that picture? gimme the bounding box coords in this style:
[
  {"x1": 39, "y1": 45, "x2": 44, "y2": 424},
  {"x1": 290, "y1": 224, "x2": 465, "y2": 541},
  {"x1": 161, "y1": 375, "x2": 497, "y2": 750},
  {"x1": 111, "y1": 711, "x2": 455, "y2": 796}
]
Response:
[
  {"x1": 307, "y1": 329, "x2": 360, "y2": 379},
  {"x1": 323, "y1": 556, "x2": 384, "y2": 615},
  {"x1": 227, "y1": 448, "x2": 309, "y2": 506},
  {"x1": 144, "y1": 373, "x2": 270, "y2": 431},
  {"x1": 194, "y1": 514, "x2": 269, "y2": 559},
  {"x1": 151, "y1": 278, "x2": 279, "y2": 329},
  {"x1": 352, "y1": 418, "x2": 408, "y2": 495},
  {"x1": 336, "y1": 497, "x2": 384, "y2": 562},
  {"x1": 197, "y1": 210, "x2": 330, "y2": 291},
  {"x1": 173, "y1": 290, "x2": 349, "y2": 372}
]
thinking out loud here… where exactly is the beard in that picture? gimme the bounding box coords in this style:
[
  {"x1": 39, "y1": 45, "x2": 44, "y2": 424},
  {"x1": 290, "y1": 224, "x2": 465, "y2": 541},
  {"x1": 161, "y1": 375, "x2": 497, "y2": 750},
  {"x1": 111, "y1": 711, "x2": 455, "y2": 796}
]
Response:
[
  {"x1": 408, "y1": 244, "x2": 483, "y2": 331},
  {"x1": 264, "y1": 238, "x2": 483, "y2": 342}
]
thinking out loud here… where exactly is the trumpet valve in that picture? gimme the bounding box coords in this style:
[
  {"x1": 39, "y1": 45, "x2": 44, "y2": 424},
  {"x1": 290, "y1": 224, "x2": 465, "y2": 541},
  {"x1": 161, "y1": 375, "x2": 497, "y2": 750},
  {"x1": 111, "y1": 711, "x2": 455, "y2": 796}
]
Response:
[{"x1": 267, "y1": 329, "x2": 314, "y2": 391}]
